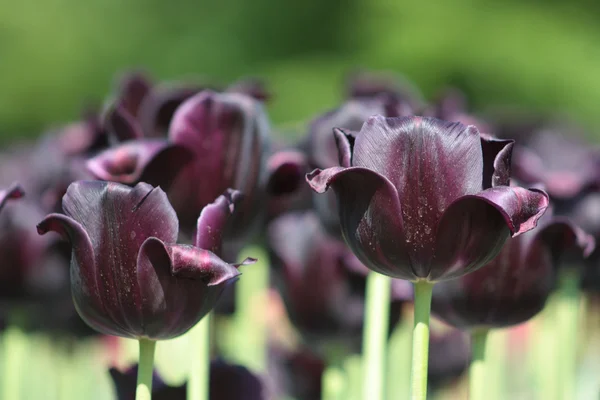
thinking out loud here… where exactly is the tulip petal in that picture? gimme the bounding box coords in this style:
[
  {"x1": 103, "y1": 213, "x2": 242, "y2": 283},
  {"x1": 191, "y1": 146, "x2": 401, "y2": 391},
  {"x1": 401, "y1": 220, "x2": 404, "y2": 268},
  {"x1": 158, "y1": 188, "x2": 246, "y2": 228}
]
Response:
[
  {"x1": 37, "y1": 213, "x2": 129, "y2": 337},
  {"x1": 194, "y1": 189, "x2": 242, "y2": 255},
  {"x1": 86, "y1": 140, "x2": 193, "y2": 190},
  {"x1": 61, "y1": 181, "x2": 178, "y2": 336},
  {"x1": 430, "y1": 186, "x2": 549, "y2": 280},
  {"x1": 136, "y1": 237, "x2": 243, "y2": 338},
  {"x1": 307, "y1": 166, "x2": 415, "y2": 280},
  {"x1": 480, "y1": 135, "x2": 513, "y2": 188},
  {"x1": 333, "y1": 128, "x2": 355, "y2": 168},
  {"x1": 105, "y1": 105, "x2": 143, "y2": 142},
  {"x1": 0, "y1": 183, "x2": 24, "y2": 212}
]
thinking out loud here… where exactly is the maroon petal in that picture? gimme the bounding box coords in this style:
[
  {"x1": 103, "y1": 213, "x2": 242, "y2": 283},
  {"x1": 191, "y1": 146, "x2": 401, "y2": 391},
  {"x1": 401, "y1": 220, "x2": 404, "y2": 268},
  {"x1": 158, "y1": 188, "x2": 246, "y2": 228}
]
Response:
[
  {"x1": 307, "y1": 167, "x2": 415, "y2": 280},
  {"x1": 429, "y1": 186, "x2": 549, "y2": 281},
  {"x1": 114, "y1": 71, "x2": 153, "y2": 118},
  {"x1": 86, "y1": 140, "x2": 193, "y2": 190},
  {"x1": 136, "y1": 237, "x2": 243, "y2": 339},
  {"x1": 480, "y1": 135, "x2": 513, "y2": 188},
  {"x1": 37, "y1": 213, "x2": 129, "y2": 337},
  {"x1": 104, "y1": 105, "x2": 143, "y2": 142},
  {"x1": 333, "y1": 128, "x2": 355, "y2": 168},
  {"x1": 0, "y1": 183, "x2": 24, "y2": 212},
  {"x1": 194, "y1": 189, "x2": 242, "y2": 255}
]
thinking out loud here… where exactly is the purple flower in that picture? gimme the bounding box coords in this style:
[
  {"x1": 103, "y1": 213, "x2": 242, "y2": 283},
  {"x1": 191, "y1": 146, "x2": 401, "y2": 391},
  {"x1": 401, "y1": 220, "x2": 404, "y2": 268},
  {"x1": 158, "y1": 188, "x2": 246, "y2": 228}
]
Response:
[
  {"x1": 37, "y1": 181, "x2": 254, "y2": 339},
  {"x1": 167, "y1": 90, "x2": 270, "y2": 234},
  {"x1": 268, "y1": 211, "x2": 410, "y2": 343},
  {"x1": 307, "y1": 116, "x2": 549, "y2": 281},
  {"x1": 431, "y1": 216, "x2": 594, "y2": 329}
]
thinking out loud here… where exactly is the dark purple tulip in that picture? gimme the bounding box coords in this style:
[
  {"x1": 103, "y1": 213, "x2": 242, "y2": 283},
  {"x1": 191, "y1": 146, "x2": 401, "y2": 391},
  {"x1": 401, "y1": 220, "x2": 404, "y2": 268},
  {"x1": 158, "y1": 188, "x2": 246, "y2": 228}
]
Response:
[
  {"x1": 268, "y1": 212, "x2": 410, "y2": 344},
  {"x1": 167, "y1": 90, "x2": 270, "y2": 234},
  {"x1": 37, "y1": 181, "x2": 254, "y2": 339},
  {"x1": 431, "y1": 216, "x2": 594, "y2": 330},
  {"x1": 307, "y1": 116, "x2": 549, "y2": 281},
  {"x1": 110, "y1": 360, "x2": 265, "y2": 400},
  {"x1": 512, "y1": 129, "x2": 600, "y2": 200},
  {"x1": 428, "y1": 328, "x2": 469, "y2": 390}
]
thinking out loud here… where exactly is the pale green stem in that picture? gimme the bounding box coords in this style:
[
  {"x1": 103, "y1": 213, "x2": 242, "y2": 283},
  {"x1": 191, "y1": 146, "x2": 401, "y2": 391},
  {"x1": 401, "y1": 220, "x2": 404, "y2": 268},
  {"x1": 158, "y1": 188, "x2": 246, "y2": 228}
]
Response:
[
  {"x1": 136, "y1": 339, "x2": 156, "y2": 400},
  {"x1": 557, "y1": 269, "x2": 580, "y2": 400},
  {"x1": 387, "y1": 318, "x2": 412, "y2": 399},
  {"x1": 538, "y1": 295, "x2": 560, "y2": 400},
  {"x1": 188, "y1": 315, "x2": 211, "y2": 400},
  {"x1": 361, "y1": 272, "x2": 391, "y2": 400},
  {"x1": 469, "y1": 329, "x2": 489, "y2": 400},
  {"x1": 410, "y1": 280, "x2": 434, "y2": 400},
  {"x1": 3, "y1": 326, "x2": 25, "y2": 400},
  {"x1": 234, "y1": 246, "x2": 269, "y2": 372},
  {"x1": 487, "y1": 329, "x2": 506, "y2": 400},
  {"x1": 322, "y1": 366, "x2": 346, "y2": 400}
]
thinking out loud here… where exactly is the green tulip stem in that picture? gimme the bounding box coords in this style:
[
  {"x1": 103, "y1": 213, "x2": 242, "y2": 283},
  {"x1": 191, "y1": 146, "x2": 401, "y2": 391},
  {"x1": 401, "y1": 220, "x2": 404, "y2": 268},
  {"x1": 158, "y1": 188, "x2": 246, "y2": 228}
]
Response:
[
  {"x1": 322, "y1": 365, "x2": 346, "y2": 400},
  {"x1": 557, "y1": 269, "x2": 580, "y2": 399},
  {"x1": 235, "y1": 246, "x2": 269, "y2": 372},
  {"x1": 136, "y1": 338, "x2": 156, "y2": 400},
  {"x1": 189, "y1": 315, "x2": 211, "y2": 400},
  {"x1": 362, "y1": 272, "x2": 391, "y2": 400},
  {"x1": 3, "y1": 326, "x2": 25, "y2": 400},
  {"x1": 410, "y1": 280, "x2": 434, "y2": 400},
  {"x1": 469, "y1": 329, "x2": 490, "y2": 400}
]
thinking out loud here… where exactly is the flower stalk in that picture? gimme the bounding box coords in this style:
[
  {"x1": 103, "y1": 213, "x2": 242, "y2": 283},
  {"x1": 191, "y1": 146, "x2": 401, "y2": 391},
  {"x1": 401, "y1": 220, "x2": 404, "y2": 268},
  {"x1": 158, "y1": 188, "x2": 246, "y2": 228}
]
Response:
[
  {"x1": 411, "y1": 280, "x2": 434, "y2": 400},
  {"x1": 362, "y1": 272, "x2": 391, "y2": 400},
  {"x1": 136, "y1": 338, "x2": 156, "y2": 400},
  {"x1": 469, "y1": 329, "x2": 490, "y2": 400},
  {"x1": 188, "y1": 315, "x2": 211, "y2": 400}
]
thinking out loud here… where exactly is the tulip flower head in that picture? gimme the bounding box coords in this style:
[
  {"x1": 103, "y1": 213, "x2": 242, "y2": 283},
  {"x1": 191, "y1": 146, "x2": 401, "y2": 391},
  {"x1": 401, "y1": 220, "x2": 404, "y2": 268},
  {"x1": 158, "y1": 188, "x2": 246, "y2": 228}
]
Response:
[
  {"x1": 307, "y1": 116, "x2": 549, "y2": 282},
  {"x1": 37, "y1": 181, "x2": 253, "y2": 339},
  {"x1": 432, "y1": 215, "x2": 594, "y2": 329}
]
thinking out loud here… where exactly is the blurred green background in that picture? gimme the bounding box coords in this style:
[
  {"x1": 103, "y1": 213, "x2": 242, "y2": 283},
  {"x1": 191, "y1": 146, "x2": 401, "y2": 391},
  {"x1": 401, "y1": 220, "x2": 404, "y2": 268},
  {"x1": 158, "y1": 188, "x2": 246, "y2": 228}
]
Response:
[{"x1": 2, "y1": 0, "x2": 600, "y2": 140}]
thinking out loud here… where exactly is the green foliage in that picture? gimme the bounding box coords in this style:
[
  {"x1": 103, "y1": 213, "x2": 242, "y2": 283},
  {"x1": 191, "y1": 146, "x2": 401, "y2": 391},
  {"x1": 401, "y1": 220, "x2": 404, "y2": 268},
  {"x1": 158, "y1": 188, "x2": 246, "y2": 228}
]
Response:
[{"x1": 1, "y1": 0, "x2": 600, "y2": 140}]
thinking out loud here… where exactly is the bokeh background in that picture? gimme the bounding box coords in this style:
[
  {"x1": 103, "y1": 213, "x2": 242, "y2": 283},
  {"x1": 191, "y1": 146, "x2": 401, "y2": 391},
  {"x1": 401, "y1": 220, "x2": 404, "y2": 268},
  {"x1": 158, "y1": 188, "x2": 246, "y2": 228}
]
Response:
[{"x1": 3, "y1": 0, "x2": 600, "y2": 140}]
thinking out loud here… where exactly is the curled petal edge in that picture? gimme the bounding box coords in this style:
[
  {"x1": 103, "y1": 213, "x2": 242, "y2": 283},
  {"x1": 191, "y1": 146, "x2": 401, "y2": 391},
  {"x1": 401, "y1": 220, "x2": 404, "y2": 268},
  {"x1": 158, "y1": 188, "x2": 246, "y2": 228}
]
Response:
[
  {"x1": 448, "y1": 186, "x2": 549, "y2": 237},
  {"x1": 138, "y1": 237, "x2": 253, "y2": 287},
  {"x1": 194, "y1": 189, "x2": 243, "y2": 253}
]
